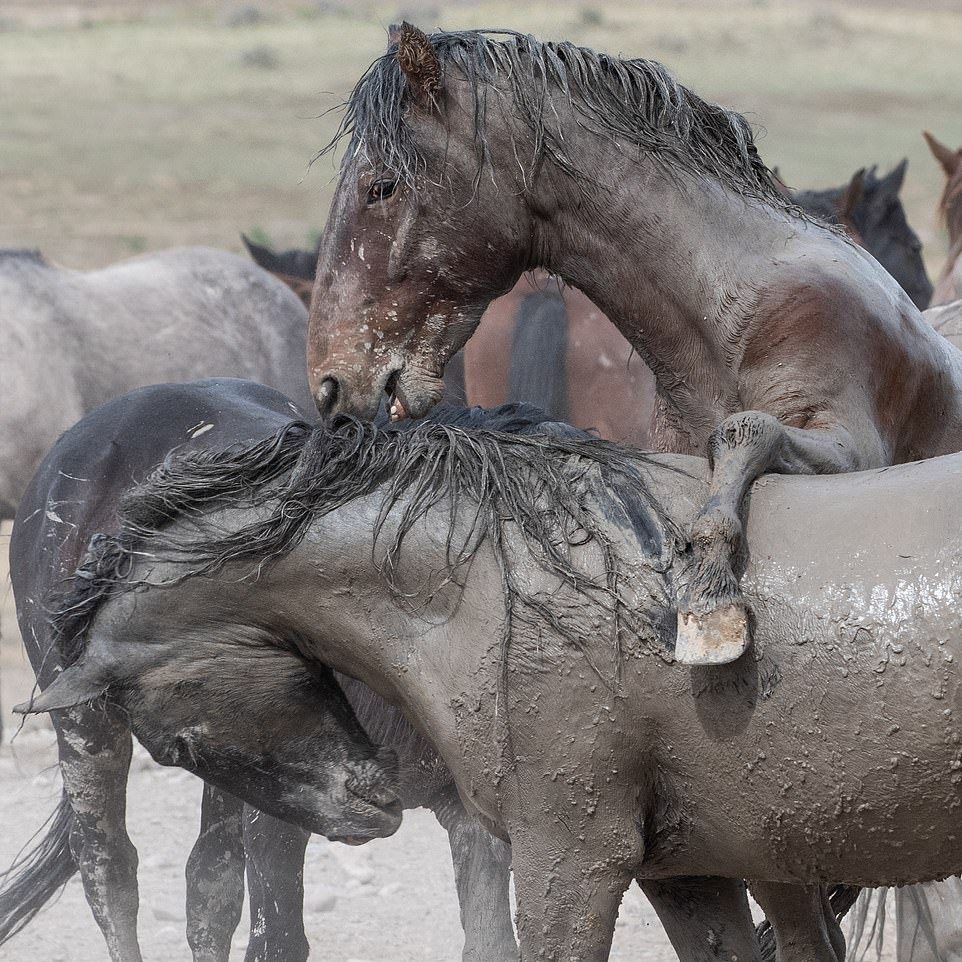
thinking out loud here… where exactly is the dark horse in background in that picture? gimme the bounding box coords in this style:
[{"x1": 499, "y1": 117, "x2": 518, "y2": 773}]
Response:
[
  {"x1": 8, "y1": 389, "x2": 962, "y2": 962},
  {"x1": 245, "y1": 161, "x2": 930, "y2": 448},
  {"x1": 305, "y1": 24, "x2": 962, "y2": 668},
  {"x1": 0, "y1": 379, "x2": 517, "y2": 962}
]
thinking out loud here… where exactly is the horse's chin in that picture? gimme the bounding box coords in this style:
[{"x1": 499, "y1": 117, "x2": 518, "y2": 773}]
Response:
[{"x1": 390, "y1": 368, "x2": 445, "y2": 421}]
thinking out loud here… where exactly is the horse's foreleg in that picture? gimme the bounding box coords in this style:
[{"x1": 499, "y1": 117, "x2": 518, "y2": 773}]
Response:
[
  {"x1": 511, "y1": 835, "x2": 630, "y2": 962},
  {"x1": 676, "y1": 410, "x2": 863, "y2": 665},
  {"x1": 751, "y1": 880, "x2": 844, "y2": 962},
  {"x1": 185, "y1": 785, "x2": 245, "y2": 962},
  {"x1": 639, "y1": 876, "x2": 760, "y2": 962},
  {"x1": 242, "y1": 807, "x2": 310, "y2": 962},
  {"x1": 53, "y1": 705, "x2": 143, "y2": 962},
  {"x1": 431, "y1": 788, "x2": 518, "y2": 962}
]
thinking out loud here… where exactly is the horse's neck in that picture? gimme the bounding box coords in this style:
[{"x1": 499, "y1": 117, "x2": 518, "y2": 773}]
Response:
[
  {"x1": 284, "y1": 499, "x2": 501, "y2": 734},
  {"x1": 533, "y1": 156, "x2": 803, "y2": 443}
]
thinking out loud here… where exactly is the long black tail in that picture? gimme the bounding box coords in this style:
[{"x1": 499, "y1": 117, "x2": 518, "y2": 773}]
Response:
[
  {"x1": 507, "y1": 289, "x2": 570, "y2": 421},
  {"x1": 756, "y1": 884, "x2": 861, "y2": 962},
  {"x1": 0, "y1": 793, "x2": 76, "y2": 944}
]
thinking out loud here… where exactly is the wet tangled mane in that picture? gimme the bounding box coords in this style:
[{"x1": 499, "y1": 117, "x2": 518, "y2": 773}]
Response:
[
  {"x1": 320, "y1": 27, "x2": 804, "y2": 217},
  {"x1": 51, "y1": 405, "x2": 683, "y2": 679}
]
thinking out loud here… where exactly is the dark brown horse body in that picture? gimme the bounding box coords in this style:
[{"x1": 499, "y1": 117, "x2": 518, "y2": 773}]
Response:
[
  {"x1": 924, "y1": 131, "x2": 962, "y2": 306},
  {"x1": 306, "y1": 26, "x2": 962, "y2": 665}
]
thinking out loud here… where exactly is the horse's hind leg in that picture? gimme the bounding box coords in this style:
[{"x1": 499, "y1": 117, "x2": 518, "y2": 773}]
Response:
[
  {"x1": 242, "y1": 807, "x2": 310, "y2": 962},
  {"x1": 186, "y1": 785, "x2": 245, "y2": 962},
  {"x1": 431, "y1": 787, "x2": 518, "y2": 962},
  {"x1": 676, "y1": 411, "x2": 864, "y2": 665},
  {"x1": 751, "y1": 880, "x2": 844, "y2": 962},
  {"x1": 53, "y1": 704, "x2": 143, "y2": 962},
  {"x1": 639, "y1": 876, "x2": 760, "y2": 962}
]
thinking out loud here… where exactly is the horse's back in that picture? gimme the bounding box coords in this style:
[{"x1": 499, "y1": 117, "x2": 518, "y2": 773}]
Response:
[
  {"x1": 925, "y1": 298, "x2": 962, "y2": 351},
  {"x1": 10, "y1": 378, "x2": 306, "y2": 679},
  {"x1": 0, "y1": 246, "x2": 312, "y2": 513},
  {"x1": 72, "y1": 246, "x2": 312, "y2": 405}
]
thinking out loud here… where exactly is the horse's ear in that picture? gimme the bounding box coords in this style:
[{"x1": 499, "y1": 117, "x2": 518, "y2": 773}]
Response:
[
  {"x1": 837, "y1": 168, "x2": 866, "y2": 220},
  {"x1": 14, "y1": 660, "x2": 111, "y2": 714},
  {"x1": 878, "y1": 158, "x2": 907, "y2": 196},
  {"x1": 389, "y1": 22, "x2": 441, "y2": 103},
  {"x1": 923, "y1": 131, "x2": 961, "y2": 178},
  {"x1": 241, "y1": 234, "x2": 281, "y2": 273}
]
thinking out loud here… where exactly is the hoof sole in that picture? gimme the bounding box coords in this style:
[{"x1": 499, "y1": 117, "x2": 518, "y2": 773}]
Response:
[{"x1": 675, "y1": 606, "x2": 750, "y2": 665}]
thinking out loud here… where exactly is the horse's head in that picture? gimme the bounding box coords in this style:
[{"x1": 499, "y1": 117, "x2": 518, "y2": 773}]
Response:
[
  {"x1": 924, "y1": 130, "x2": 962, "y2": 244},
  {"x1": 18, "y1": 615, "x2": 402, "y2": 844},
  {"x1": 309, "y1": 24, "x2": 535, "y2": 420},
  {"x1": 850, "y1": 162, "x2": 932, "y2": 309}
]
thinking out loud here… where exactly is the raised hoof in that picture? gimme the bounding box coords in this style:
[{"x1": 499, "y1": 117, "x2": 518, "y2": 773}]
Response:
[{"x1": 675, "y1": 605, "x2": 750, "y2": 665}]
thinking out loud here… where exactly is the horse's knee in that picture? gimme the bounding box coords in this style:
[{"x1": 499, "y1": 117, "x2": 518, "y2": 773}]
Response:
[{"x1": 187, "y1": 787, "x2": 246, "y2": 962}]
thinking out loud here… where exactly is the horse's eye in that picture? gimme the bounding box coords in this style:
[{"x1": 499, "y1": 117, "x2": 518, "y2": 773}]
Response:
[{"x1": 367, "y1": 178, "x2": 398, "y2": 205}]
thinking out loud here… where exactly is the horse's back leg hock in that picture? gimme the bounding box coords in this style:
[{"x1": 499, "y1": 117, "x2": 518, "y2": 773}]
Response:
[
  {"x1": 752, "y1": 880, "x2": 843, "y2": 962},
  {"x1": 54, "y1": 705, "x2": 143, "y2": 962},
  {"x1": 639, "y1": 876, "x2": 760, "y2": 962},
  {"x1": 243, "y1": 807, "x2": 310, "y2": 962},
  {"x1": 432, "y1": 788, "x2": 518, "y2": 962},
  {"x1": 677, "y1": 411, "x2": 860, "y2": 665},
  {"x1": 186, "y1": 785, "x2": 245, "y2": 962}
]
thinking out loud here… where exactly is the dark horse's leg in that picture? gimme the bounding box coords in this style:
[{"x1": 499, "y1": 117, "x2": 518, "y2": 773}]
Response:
[
  {"x1": 639, "y1": 876, "x2": 760, "y2": 962},
  {"x1": 676, "y1": 411, "x2": 864, "y2": 664},
  {"x1": 751, "y1": 880, "x2": 844, "y2": 962},
  {"x1": 185, "y1": 785, "x2": 245, "y2": 962},
  {"x1": 242, "y1": 807, "x2": 311, "y2": 962},
  {"x1": 52, "y1": 704, "x2": 143, "y2": 962},
  {"x1": 431, "y1": 787, "x2": 518, "y2": 962}
]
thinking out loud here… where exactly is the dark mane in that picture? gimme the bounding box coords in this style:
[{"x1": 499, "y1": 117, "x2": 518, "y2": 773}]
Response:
[
  {"x1": 320, "y1": 28, "x2": 804, "y2": 218},
  {"x1": 51, "y1": 404, "x2": 684, "y2": 680}
]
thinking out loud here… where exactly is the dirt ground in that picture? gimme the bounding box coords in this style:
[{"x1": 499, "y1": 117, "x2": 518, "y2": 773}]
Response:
[{"x1": 0, "y1": 529, "x2": 899, "y2": 962}]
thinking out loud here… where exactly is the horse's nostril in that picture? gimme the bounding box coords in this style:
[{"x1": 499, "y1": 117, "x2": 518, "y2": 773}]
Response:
[{"x1": 314, "y1": 377, "x2": 339, "y2": 418}]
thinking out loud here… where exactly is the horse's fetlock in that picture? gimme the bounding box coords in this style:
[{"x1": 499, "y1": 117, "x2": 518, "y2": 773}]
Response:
[{"x1": 690, "y1": 507, "x2": 741, "y2": 550}]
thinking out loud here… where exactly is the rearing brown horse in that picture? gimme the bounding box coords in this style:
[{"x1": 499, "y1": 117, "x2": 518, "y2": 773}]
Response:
[{"x1": 307, "y1": 25, "x2": 962, "y2": 664}]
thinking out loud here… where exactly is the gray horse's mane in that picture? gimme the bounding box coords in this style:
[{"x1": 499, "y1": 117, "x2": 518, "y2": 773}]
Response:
[
  {"x1": 320, "y1": 28, "x2": 802, "y2": 217},
  {"x1": 51, "y1": 405, "x2": 681, "y2": 679}
]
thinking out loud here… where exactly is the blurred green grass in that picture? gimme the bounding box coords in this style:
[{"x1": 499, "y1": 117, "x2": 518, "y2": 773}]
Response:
[{"x1": 1, "y1": 0, "x2": 960, "y2": 272}]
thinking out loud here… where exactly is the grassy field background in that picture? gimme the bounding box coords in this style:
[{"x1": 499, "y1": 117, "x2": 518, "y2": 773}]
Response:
[{"x1": 1, "y1": 0, "x2": 960, "y2": 274}]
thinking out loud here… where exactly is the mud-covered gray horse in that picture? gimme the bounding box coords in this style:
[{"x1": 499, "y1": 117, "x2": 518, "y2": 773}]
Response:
[
  {"x1": 0, "y1": 380, "x2": 517, "y2": 962},
  {"x1": 0, "y1": 246, "x2": 312, "y2": 516},
  {"x1": 14, "y1": 395, "x2": 962, "y2": 962}
]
